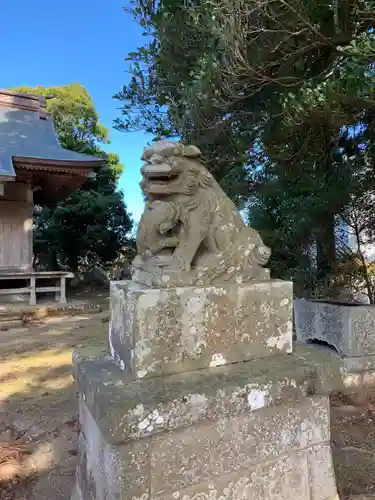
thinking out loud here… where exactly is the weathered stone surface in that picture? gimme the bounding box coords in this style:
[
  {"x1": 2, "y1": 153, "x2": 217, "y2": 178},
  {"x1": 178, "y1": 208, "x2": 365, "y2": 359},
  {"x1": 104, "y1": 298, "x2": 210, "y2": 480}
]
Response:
[
  {"x1": 308, "y1": 444, "x2": 340, "y2": 500},
  {"x1": 75, "y1": 399, "x2": 337, "y2": 500},
  {"x1": 294, "y1": 298, "x2": 375, "y2": 356},
  {"x1": 131, "y1": 140, "x2": 271, "y2": 287},
  {"x1": 344, "y1": 353, "x2": 375, "y2": 374},
  {"x1": 109, "y1": 279, "x2": 293, "y2": 378},
  {"x1": 150, "y1": 396, "x2": 330, "y2": 495},
  {"x1": 73, "y1": 349, "x2": 338, "y2": 500},
  {"x1": 157, "y1": 446, "x2": 338, "y2": 500},
  {"x1": 73, "y1": 348, "x2": 314, "y2": 445},
  {"x1": 293, "y1": 343, "x2": 345, "y2": 394},
  {"x1": 131, "y1": 266, "x2": 271, "y2": 289},
  {"x1": 294, "y1": 297, "x2": 375, "y2": 391},
  {"x1": 70, "y1": 484, "x2": 83, "y2": 500},
  {"x1": 294, "y1": 342, "x2": 375, "y2": 392},
  {"x1": 77, "y1": 397, "x2": 150, "y2": 500}
]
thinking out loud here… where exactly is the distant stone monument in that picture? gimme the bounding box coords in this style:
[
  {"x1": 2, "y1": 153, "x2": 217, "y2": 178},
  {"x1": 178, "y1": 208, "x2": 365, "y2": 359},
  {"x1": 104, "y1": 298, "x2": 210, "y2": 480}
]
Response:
[
  {"x1": 295, "y1": 297, "x2": 375, "y2": 388},
  {"x1": 71, "y1": 142, "x2": 339, "y2": 500}
]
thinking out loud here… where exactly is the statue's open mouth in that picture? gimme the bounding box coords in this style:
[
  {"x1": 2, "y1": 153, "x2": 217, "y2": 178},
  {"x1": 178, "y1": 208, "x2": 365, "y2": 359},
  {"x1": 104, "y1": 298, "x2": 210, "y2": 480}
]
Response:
[
  {"x1": 141, "y1": 160, "x2": 181, "y2": 191},
  {"x1": 143, "y1": 163, "x2": 179, "y2": 184},
  {"x1": 146, "y1": 174, "x2": 179, "y2": 184}
]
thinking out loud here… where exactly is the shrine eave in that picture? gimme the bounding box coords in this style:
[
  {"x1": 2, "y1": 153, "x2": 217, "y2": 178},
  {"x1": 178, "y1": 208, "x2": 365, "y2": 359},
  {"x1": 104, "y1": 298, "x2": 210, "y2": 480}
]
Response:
[
  {"x1": 13, "y1": 156, "x2": 102, "y2": 175},
  {"x1": 0, "y1": 89, "x2": 107, "y2": 185}
]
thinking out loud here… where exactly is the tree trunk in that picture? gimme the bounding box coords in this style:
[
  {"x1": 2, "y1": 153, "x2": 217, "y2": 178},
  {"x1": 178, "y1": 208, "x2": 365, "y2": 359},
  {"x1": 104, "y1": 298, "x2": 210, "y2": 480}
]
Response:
[
  {"x1": 316, "y1": 211, "x2": 336, "y2": 281},
  {"x1": 316, "y1": 122, "x2": 337, "y2": 284},
  {"x1": 48, "y1": 250, "x2": 58, "y2": 271},
  {"x1": 354, "y1": 222, "x2": 375, "y2": 304}
]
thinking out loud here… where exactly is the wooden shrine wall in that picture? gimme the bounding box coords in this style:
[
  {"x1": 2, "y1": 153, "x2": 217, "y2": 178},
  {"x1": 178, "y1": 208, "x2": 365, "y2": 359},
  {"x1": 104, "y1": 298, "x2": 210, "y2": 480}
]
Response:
[{"x1": 0, "y1": 183, "x2": 33, "y2": 271}]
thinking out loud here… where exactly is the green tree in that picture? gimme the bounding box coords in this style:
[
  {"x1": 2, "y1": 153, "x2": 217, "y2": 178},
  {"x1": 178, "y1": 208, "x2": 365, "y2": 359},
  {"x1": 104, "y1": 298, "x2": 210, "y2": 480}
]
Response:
[
  {"x1": 116, "y1": 0, "x2": 375, "y2": 294},
  {"x1": 12, "y1": 83, "x2": 133, "y2": 271},
  {"x1": 114, "y1": 1, "x2": 254, "y2": 205}
]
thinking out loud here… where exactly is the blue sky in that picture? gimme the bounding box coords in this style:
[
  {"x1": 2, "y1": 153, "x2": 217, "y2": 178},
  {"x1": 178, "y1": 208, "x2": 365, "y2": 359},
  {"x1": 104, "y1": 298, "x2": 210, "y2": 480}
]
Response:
[{"x1": 0, "y1": 0, "x2": 149, "y2": 222}]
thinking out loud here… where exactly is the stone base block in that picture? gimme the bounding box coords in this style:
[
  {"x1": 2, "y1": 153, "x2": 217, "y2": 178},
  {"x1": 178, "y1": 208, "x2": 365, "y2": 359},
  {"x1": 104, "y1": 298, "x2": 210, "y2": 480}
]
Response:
[
  {"x1": 109, "y1": 279, "x2": 293, "y2": 379},
  {"x1": 294, "y1": 298, "x2": 375, "y2": 357},
  {"x1": 72, "y1": 349, "x2": 339, "y2": 500},
  {"x1": 294, "y1": 342, "x2": 375, "y2": 393}
]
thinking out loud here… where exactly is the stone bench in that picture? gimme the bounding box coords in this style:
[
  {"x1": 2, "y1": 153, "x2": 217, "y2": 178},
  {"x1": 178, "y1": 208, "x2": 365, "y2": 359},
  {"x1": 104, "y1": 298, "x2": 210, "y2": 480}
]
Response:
[{"x1": 0, "y1": 271, "x2": 74, "y2": 305}]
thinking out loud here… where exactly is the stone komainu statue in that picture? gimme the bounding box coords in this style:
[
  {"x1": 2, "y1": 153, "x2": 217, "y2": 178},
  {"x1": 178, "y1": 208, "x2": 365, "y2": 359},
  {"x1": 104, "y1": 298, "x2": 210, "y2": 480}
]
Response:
[{"x1": 132, "y1": 140, "x2": 271, "y2": 287}]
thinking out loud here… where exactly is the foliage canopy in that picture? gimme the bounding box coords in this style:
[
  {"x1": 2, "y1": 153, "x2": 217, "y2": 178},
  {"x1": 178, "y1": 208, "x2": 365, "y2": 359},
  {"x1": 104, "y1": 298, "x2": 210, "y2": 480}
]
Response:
[{"x1": 116, "y1": 0, "x2": 375, "y2": 297}]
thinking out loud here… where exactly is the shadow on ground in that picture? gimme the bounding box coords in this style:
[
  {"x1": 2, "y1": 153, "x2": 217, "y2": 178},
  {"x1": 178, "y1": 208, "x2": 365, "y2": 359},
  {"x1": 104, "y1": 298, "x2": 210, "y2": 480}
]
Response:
[
  {"x1": 0, "y1": 307, "x2": 109, "y2": 500},
  {"x1": 331, "y1": 391, "x2": 375, "y2": 500}
]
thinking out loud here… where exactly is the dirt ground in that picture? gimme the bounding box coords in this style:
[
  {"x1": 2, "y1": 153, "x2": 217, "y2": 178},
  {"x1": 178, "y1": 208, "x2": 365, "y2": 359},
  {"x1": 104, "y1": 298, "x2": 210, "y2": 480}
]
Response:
[
  {"x1": 332, "y1": 391, "x2": 375, "y2": 500},
  {"x1": 1, "y1": 310, "x2": 375, "y2": 500},
  {"x1": 0, "y1": 308, "x2": 108, "y2": 499}
]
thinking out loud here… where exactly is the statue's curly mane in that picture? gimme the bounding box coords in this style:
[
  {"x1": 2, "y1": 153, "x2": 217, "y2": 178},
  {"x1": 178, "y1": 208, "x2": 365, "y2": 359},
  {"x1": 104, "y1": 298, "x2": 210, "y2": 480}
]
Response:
[{"x1": 167, "y1": 157, "x2": 217, "y2": 198}]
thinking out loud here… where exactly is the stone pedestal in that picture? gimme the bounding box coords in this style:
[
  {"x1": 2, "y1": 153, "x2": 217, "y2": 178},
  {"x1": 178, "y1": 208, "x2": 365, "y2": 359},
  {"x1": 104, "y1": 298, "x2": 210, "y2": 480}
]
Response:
[
  {"x1": 72, "y1": 281, "x2": 339, "y2": 500},
  {"x1": 294, "y1": 298, "x2": 375, "y2": 356},
  {"x1": 109, "y1": 280, "x2": 293, "y2": 378},
  {"x1": 294, "y1": 298, "x2": 375, "y2": 388}
]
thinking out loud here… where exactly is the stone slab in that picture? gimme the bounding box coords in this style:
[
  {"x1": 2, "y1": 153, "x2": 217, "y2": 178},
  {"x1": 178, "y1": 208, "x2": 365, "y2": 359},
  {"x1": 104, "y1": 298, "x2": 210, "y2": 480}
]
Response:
[
  {"x1": 73, "y1": 348, "x2": 315, "y2": 445},
  {"x1": 293, "y1": 342, "x2": 345, "y2": 394},
  {"x1": 343, "y1": 353, "x2": 375, "y2": 374},
  {"x1": 155, "y1": 445, "x2": 338, "y2": 500},
  {"x1": 73, "y1": 349, "x2": 338, "y2": 500},
  {"x1": 132, "y1": 266, "x2": 271, "y2": 288},
  {"x1": 294, "y1": 342, "x2": 375, "y2": 392},
  {"x1": 294, "y1": 298, "x2": 375, "y2": 356},
  {"x1": 149, "y1": 396, "x2": 331, "y2": 495},
  {"x1": 77, "y1": 399, "x2": 150, "y2": 500},
  {"x1": 76, "y1": 398, "x2": 338, "y2": 500},
  {"x1": 109, "y1": 279, "x2": 293, "y2": 378},
  {"x1": 340, "y1": 355, "x2": 375, "y2": 389}
]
